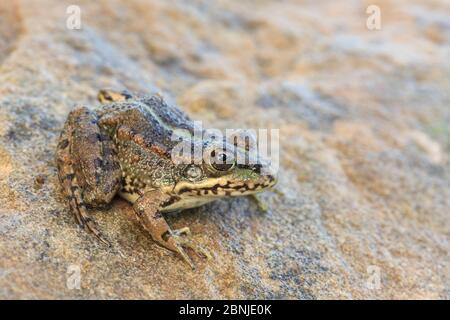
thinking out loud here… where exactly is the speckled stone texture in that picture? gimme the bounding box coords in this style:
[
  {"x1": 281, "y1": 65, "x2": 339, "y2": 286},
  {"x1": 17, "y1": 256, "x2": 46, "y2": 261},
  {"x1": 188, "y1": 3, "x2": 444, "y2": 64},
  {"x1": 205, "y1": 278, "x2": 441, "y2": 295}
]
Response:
[{"x1": 0, "y1": 0, "x2": 449, "y2": 299}]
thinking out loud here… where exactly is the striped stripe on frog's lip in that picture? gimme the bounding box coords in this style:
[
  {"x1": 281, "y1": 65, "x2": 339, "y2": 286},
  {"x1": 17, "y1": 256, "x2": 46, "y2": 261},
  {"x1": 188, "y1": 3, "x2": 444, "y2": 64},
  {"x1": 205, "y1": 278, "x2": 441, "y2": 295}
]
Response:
[{"x1": 174, "y1": 175, "x2": 277, "y2": 197}]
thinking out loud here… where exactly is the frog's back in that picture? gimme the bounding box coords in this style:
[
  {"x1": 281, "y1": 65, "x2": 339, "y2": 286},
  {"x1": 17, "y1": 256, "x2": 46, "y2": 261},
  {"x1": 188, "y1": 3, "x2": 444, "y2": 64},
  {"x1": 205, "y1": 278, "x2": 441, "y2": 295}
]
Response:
[
  {"x1": 97, "y1": 94, "x2": 195, "y2": 154},
  {"x1": 140, "y1": 95, "x2": 193, "y2": 133}
]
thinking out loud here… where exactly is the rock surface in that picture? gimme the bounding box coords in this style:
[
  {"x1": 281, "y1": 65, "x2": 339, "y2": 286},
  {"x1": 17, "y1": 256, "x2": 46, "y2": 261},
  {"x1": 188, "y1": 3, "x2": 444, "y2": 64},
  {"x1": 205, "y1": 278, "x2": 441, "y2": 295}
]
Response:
[{"x1": 0, "y1": 0, "x2": 449, "y2": 299}]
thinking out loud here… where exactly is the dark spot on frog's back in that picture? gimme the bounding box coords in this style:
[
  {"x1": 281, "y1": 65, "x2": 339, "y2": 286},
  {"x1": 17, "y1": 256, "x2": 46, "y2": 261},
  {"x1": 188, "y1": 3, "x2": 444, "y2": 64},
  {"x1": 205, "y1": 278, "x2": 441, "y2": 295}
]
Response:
[
  {"x1": 62, "y1": 173, "x2": 75, "y2": 181},
  {"x1": 84, "y1": 132, "x2": 99, "y2": 144},
  {"x1": 161, "y1": 231, "x2": 171, "y2": 241},
  {"x1": 97, "y1": 133, "x2": 110, "y2": 142},
  {"x1": 153, "y1": 212, "x2": 163, "y2": 219},
  {"x1": 94, "y1": 157, "x2": 103, "y2": 168},
  {"x1": 95, "y1": 172, "x2": 101, "y2": 184},
  {"x1": 58, "y1": 139, "x2": 69, "y2": 149}
]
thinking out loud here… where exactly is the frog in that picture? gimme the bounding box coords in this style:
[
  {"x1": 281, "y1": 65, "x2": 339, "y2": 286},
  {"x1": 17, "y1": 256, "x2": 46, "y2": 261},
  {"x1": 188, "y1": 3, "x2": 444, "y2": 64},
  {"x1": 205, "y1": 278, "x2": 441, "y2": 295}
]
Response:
[{"x1": 55, "y1": 89, "x2": 277, "y2": 268}]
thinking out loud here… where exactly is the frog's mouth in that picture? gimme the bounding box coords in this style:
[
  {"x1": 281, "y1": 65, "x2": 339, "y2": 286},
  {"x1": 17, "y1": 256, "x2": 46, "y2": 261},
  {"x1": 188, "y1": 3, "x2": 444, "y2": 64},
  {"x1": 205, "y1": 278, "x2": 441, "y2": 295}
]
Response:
[{"x1": 173, "y1": 175, "x2": 277, "y2": 197}]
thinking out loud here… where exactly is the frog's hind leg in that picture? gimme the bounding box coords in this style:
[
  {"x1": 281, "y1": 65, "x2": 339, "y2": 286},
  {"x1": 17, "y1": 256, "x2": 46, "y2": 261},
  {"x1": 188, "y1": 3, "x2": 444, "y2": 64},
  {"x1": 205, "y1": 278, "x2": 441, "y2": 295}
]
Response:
[
  {"x1": 98, "y1": 89, "x2": 133, "y2": 103},
  {"x1": 56, "y1": 107, "x2": 121, "y2": 245}
]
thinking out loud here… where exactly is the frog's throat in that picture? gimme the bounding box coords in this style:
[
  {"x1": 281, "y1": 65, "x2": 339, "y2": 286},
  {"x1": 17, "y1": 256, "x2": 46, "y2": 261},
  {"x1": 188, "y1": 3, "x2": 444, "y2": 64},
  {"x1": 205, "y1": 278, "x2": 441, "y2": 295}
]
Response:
[{"x1": 172, "y1": 175, "x2": 276, "y2": 197}]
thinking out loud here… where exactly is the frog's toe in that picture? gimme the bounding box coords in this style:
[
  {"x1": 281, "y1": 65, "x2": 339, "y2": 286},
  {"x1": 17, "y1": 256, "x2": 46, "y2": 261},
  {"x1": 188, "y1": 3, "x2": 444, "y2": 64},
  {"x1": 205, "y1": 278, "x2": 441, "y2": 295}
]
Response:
[
  {"x1": 173, "y1": 226, "x2": 191, "y2": 236},
  {"x1": 65, "y1": 183, "x2": 111, "y2": 247},
  {"x1": 83, "y1": 217, "x2": 111, "y2": 247},
  {"x1": 162, "y1": 233, "x2": 195, "y2": 269},
  {"x1": 171, "y1": 229, "x2": 212, "y2": 261}
]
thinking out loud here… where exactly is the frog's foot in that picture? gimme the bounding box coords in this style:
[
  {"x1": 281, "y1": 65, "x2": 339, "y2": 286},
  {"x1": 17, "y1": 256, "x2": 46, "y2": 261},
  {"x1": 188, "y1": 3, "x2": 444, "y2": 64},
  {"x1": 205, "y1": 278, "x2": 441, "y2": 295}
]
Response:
[
  {"x1": 133, "y1": 191, "x2": 210, "y2": 269},
  {"x1": 63, "y1": 178, "x2": 111, "y2": 246},
  {"x1": 58, "y1": 168, "x2": 111, "y2": 247},
  {"x1": 78, "y1": 208, "x2": 111, "y2": 246},
  {"x1": 248, "y1": 194, "x2": 268, "y2": 213},
  {"x1": 155, "y1": 227, "x2": 210, "y2": 269},
  {"x1": 169, "y1": 228, "x2": 212, "y2": 260},
  {"x1": 159, "y1": 231, "x2": 195, "y2": 269}
]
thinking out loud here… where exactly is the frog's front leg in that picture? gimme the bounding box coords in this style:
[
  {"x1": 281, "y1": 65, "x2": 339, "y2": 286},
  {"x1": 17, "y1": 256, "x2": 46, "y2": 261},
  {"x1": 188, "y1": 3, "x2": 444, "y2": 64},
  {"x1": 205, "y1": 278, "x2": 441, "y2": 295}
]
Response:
[
  {"x1": 248, "y1": 194, "x2": 269, "y2": 212},
  {"x1": 56, "y1": 107, "x2": 121, "y2": 244},
  {"x1": 133, "y1": 190, "x2": 209, "y2": 269}
]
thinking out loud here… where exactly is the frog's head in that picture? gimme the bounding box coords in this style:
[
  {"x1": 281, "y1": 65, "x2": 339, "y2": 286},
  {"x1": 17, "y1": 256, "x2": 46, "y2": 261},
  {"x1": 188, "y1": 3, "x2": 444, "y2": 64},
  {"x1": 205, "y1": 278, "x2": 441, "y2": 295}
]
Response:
[{"x1": 171, "y1": 141, "x2": 277, "y2": 199}]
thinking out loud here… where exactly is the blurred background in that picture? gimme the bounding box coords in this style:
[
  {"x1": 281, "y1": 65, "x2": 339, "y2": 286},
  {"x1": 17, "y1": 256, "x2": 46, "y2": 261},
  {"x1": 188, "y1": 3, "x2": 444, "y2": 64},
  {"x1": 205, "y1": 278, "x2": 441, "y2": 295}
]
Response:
[{"x1": 0, "y1": 0, "x2": 448, "y2": 299}]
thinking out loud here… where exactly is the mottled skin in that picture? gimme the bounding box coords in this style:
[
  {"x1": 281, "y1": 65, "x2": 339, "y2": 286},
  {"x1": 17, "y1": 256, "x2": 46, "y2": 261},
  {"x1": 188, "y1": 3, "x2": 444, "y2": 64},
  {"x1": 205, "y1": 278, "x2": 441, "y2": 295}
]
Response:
[{"x1": 56, "y1": 90, "x2": 276, "y2": 268}]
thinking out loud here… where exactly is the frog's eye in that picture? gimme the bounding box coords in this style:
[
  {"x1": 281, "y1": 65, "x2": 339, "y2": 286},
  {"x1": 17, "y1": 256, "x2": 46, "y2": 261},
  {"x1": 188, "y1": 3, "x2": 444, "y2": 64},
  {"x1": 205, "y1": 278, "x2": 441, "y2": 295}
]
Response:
[
  {"x1": 184, "y1": 165, "x2": 203, "y2": 181},
  {"x1": 210, "y1": 150, "x2": 235, "y2": 172}
]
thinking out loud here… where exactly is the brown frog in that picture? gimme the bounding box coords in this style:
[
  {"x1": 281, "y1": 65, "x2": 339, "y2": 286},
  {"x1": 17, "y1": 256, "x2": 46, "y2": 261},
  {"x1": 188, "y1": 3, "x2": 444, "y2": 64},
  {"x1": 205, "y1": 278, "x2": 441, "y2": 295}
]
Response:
[{"x1": 55, "y1": 90, "x2": 276, "y2": 268}]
